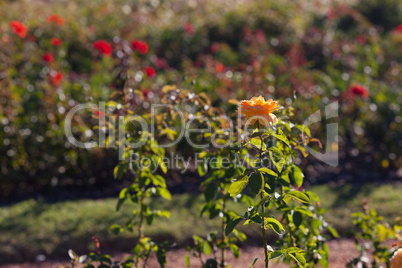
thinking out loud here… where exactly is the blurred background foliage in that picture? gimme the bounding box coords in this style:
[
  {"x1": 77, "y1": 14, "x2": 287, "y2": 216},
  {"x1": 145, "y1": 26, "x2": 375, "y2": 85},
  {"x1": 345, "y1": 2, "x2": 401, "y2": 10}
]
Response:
[{"x1": 0, "y1": 0, "x2": 401, "y2": 199}]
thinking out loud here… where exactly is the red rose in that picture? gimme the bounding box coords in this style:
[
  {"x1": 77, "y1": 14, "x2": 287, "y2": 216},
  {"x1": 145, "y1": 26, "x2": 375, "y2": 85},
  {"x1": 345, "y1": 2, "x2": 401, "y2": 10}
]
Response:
[
  {"x1": 93, "y1": 40, "x2": 112, "y2": 56},
  {"x1": 49, "y1": 71, "x2": 63, "y2": 86},
  {"x1": 356, "y1": 34, "x2": 367, "y2": 44},
  {"x1": 210, "y1": 43, "x2": 219, "y2": 53},
  {"x1": 131, "y1": 39, "x2": 148, "y2": 54},
  {"x1": 42, "y1": 53, "x2": 54, "y2": 63},
  {"x1": 51, "y1": 38, "x2": 62, "y2": 46},
  {"x1": 184, "y1": 22, "x2": 195, "y2": 35},
  {"x1": 10, "y1": 20, "x2": 27, "y2": 38},
  {"x1": 349, "y1": 83, "x2": 368, "y2": 98},
  {"x1": 215, "y1": 63, "x2": 225, "y2": 72},
  {"x1": 47, "y1": 14, "x2": 64, "y2": 26},
  {"x1": 393, "y1": 24, "x2": 402, "y2": 34},
  {"x1": 144, "y1": 66, "x2": 156, "y2": 77}
]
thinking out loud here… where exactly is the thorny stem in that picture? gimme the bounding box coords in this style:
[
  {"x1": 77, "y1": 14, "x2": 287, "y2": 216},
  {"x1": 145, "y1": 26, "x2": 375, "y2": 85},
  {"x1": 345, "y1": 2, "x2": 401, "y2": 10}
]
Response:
[
  {"x1": 257, "y1": 121, "x2": 269, "y2": 268},
  {"x1": 138, "y1": 192, "x2": 145, "y2": 238},
  {"x1": 220, "y1": 191, "x2": 227, "y2": 268}
]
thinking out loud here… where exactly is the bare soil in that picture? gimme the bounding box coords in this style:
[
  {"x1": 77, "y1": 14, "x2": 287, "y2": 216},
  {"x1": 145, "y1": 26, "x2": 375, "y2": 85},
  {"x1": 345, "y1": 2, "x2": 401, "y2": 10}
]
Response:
[{"x1": 3, "y1": 239, "x2": 358, "y2": 268}]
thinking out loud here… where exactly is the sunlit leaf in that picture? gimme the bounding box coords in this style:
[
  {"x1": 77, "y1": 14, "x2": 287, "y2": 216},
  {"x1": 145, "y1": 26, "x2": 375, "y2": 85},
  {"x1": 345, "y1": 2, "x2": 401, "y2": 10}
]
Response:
[
  {"x1": 291, "y1": 166, "x2": 304, "y2": 187},
  {"x1": 229, "y1": 177, "x2": 248, "y2": 197}
]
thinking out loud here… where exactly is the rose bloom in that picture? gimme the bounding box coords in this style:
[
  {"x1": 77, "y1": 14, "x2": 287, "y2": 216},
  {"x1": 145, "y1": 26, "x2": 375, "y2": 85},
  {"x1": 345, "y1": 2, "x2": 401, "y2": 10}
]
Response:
[
  {"x1": 42, "y1": 53, "x2": 54, "y2": 63},
  {"x1": 355, "y1": 34, "x2": 367, "y2": 44},
  {"x1": 93, "y1": 40, "x2": 112, "y2": 56},
  {"x1": 144, "y1": 66, "x2": 156, "y2": 77},
  {"x1": 349, "y1": 83, "x2": 368, "y2": 98},
  {"x1": 94, "y1": 110, "x2": 104, "y2": 116},
  {"x1": 184, "y1": 22, "x2": 195, "y2": 35},
  {"x1": 131, "y1": 39, "x2": 148, "y2": 54},
  {"x1": 240, "y1": 96, "x2": 279, "y2": 126},
  {"x1": 215, "y1": 63, "x2": 225, "y2": 72},
  {"x1": 51, "y1": 38, "x2": 62, "y2": 46},
  {"x1": 393, "y1": 24, "x2": 402, "y2": 34},
  {"x1": 49, "y1": 71, "x2": 63, "y2": 86},
  {"x1": 391, "y1": 248, "x2": 402, "y2": 268},
  {"x1": 10, "y1": 20, "x2": 27, "y2": 38},
  {"x1": 47, "y1": 14, "x2": 64, "y2": 26}
]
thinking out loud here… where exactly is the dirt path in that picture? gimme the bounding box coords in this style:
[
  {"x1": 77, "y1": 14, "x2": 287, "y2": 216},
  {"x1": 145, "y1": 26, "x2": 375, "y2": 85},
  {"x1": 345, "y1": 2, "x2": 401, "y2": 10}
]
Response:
[{"x1": 2, "y1": 239, "x2": 358, "y2": 267}]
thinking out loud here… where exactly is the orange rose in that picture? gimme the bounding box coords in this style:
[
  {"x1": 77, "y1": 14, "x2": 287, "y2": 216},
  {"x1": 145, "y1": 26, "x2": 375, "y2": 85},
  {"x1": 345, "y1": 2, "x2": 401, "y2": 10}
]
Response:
[
  {"x1": 391, "y1": 248, "x2": 402, "y2": 268},
  {"x1": 240, "y1": 96, "x2": 279, "y2": 126}
]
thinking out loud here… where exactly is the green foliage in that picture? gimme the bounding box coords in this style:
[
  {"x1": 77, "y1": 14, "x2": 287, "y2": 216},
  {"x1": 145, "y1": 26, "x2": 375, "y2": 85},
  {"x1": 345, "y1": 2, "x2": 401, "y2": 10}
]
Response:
[
  {"x1": 223, "y1": 115, "x2": 332, "y2": 268},
  {"x1": 347, "y1": 203, "x2": 401, "y2": 268}
]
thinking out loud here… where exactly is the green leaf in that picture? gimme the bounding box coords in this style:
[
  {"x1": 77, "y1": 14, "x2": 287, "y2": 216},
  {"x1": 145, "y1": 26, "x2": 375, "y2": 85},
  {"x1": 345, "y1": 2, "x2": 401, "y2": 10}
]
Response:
[
  {"x1": 198, "y1": 161, "x2": 207, "y2": 176},
  {"x1": 249, "y1": 172, "x2": 264, "y2": 196},
  {"x1": 296, "y1": 124, "x2": 311, "y2": 137},
  {"x1": 109, "y1": 224, "x2": 124, "y2": 235},
  {"x1": 230, "y1": 244, "x2": 240, "y2": 258},
  {"x1": 228, "y1": 177, "x2": 248, "y2": 197},
  {"x1": 258, "y1": 168, "x2": 277, "y2": 177},
  {"x1": 291, "y1": 166, "x2": 304, "y2": 187},
  {"x1": 251, "y1": 258, "x2": 258, "y2": 268},
  {"x1": 155, "y1": 156, "x2": 167, "y2": 174},
  {"x1": 155, "y1": 210, "x2": 171, "y2": 218},
  {"x1": 156, "y1": 248, "x2": 167, "y2": 267},
  {"x1": 203, "y1": 242, "x2": 212, "y2": 255},
  {"x1": 270, "y1": 128, "x2": 289, "y2": 147},
  {"x1": 151, "y1": 175, "x2": 167, "y2": 188},
  {"x1": 116, "y1": 197, "x2": 126, "y2": 212},
  {"x1": 269, "y1": 151, "x2": 286, "y2": 172},
  {"x1": 249, "y1": 214, "x2": 262, "y2": 224},
  {"x1": 288, "y1": 252, "x2": 306, "y2": 266},
  {"x1": 293, "y1": 211, "x2": 303, "y2": 227},
  {"x1": 269, "y1": 250, "x2": 284, "y2": 259},
  {"x1": 204, "y1": 183, "x2": 216, "y2": 202},
  {"x1": 286, "y1": 190, "x2": 310, "y2": 204},
  {"x1": 225, "y1": 216, "x2": 243, "y2": 236},
  {"x1": 185, "y1": 254, "x2": 190, "y2": 267},
  {"x1": 157, "y1": 188, "x2": 171, "y2": 200},
  {"x1": 293, "y1": 207, "x2": 313, "y2": 217},
  {"x1": 113, "y1": 163, "x2": 128, "y2": 179},
  {"x1": 248, "y1": 138, "x2": 266, "y2": 151},
  {"x1": 304, "y1": 191, "x2": 320, "y2": 205},
  {"x1": 265, "y1": 217, "x2": 285, "y2": 234},
  {"x1": 328, "y1": 224, "x2": 339, "y2": 238},
  {"x1": 268, "y1": 147, "x2": 283, "y2": 157},
  {"x1": 99, "y1": 255, "x2": 112, "y2": 264}
]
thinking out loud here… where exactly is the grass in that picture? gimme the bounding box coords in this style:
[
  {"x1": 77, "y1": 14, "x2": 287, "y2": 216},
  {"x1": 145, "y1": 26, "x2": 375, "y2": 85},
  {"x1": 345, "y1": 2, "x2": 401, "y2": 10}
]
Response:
[{"x1": 0, "y1": 182, "x2": 400, "y2": 263}]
